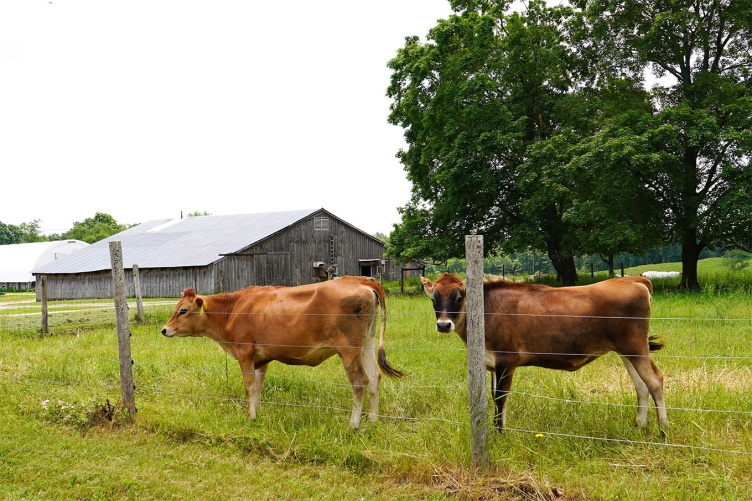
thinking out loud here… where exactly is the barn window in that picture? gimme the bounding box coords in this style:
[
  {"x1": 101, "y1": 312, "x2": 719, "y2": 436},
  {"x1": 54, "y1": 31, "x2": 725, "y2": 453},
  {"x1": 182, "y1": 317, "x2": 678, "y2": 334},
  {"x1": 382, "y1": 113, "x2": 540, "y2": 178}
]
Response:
[{"x1": 314, "y1": 217, "x2": 329, "y2": 231}]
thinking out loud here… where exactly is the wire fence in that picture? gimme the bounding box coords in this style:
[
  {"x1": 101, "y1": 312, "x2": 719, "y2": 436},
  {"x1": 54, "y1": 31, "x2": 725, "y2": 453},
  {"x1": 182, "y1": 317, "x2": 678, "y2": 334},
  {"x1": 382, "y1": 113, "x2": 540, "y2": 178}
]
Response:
[{"x1": 2, "y1": 298, "x2": 752, "y2": 457}]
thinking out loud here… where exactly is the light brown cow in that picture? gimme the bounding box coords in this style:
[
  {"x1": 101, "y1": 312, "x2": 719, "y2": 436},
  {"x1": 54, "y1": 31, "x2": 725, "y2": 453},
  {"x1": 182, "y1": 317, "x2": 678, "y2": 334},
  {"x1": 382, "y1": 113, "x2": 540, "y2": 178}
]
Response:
[
  {"x1": 162, "y1": 277, "x2": 405, "y2": 428},
  {"x1": 421, "y1": 273, "x2": 667, "y2": 432}
]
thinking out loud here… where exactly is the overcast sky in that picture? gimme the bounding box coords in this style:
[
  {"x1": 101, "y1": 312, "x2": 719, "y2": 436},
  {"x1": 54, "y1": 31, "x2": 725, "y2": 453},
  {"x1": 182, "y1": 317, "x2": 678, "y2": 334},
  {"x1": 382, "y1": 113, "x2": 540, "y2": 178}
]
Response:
[{"x1": 1, "y1": 0, "x2": 454, "y2": 236}]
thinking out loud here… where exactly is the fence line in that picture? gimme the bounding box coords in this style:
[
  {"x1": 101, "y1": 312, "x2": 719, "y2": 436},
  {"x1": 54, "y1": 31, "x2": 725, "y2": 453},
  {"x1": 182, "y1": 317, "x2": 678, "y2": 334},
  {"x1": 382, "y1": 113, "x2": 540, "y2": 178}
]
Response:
[
  {"x1": 3, "y1": 339, "x2": 752, "y2": 366},
  {"x1": 16, "y1": 370, "x2": 752, "y2": 424},
  {"x1": 502, "y1": 427, "x2": 752, "y2": 456},
  {"x1": 145, "y1": 369, "x2": 752, "y2": 417},
  {"x1": 4, "y1": 299, "x2": 752, "y2": 323},
  {"x1": 4, "y1": 297, "x2": 751, "y2": 461},
  {"x1": 153, "y1": 379, "x2": 752, "y2": 455},
  {"x1": 143, "y1": 387, "x2": 752, "y2": 456},
  {"x1": 10, "y1": 341, "x2": 750, "y2": 420},
  {"x1": 159, "y1": 308, "x2": 752, "y2": 322},
  {"x1": 9, "y1": 345, "x2": 751, "y2": 457},
  {"x1": 146, "y1": 367, "x2": 752, "y2": 418}
]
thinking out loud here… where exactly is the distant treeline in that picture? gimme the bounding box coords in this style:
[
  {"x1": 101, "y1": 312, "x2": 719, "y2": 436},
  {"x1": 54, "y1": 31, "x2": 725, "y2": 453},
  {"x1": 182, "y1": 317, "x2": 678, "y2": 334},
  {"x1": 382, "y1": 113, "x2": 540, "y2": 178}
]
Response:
[{"x1": 424, "y1": 244, "x2": 723, "y2": 277}]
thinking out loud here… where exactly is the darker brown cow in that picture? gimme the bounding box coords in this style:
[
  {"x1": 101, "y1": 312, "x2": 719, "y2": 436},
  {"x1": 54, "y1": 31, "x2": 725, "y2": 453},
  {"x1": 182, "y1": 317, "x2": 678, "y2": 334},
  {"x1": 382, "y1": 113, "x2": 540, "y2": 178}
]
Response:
[
  {"x1": 162, "y1": 277, "x2": 405, "y2": 428},
  {"x1": 421, "y1": 273, "x2": 667, "y2": 431}
]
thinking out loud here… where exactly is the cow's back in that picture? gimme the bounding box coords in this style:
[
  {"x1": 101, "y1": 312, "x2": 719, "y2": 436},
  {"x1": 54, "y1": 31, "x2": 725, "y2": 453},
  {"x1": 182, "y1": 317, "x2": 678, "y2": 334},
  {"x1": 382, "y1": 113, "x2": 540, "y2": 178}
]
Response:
[
  {"x1": 482, "y1": 278, "x2": 652, "y2": 367},
  {"x1": 484, "y1": 278, "x2": 651, "y2": 319},
  {"x1": 225, "y1": 277, "x2": 380, "y2": 346}
]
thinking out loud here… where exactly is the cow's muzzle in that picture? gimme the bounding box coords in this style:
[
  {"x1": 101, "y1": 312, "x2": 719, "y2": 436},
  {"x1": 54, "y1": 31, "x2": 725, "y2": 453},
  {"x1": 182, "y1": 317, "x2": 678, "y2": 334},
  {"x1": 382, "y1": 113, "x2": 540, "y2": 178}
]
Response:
[
  {"x1": 436, "y1": 320, "x2": 455, "y2": 333},
  {"x1": 161, "y1": 327, "x2": 174, "y2": 337}
]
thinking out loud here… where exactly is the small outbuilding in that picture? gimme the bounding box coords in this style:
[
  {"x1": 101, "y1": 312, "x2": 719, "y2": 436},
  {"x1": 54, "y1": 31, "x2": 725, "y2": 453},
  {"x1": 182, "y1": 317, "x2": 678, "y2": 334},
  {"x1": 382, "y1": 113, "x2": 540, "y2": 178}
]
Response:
[
  {"x1": 33, "y1": 209, "x2": 411, "y2": 300},
  {"x1": 0, "y1": 240, "x2": 89, "y2": 292}
]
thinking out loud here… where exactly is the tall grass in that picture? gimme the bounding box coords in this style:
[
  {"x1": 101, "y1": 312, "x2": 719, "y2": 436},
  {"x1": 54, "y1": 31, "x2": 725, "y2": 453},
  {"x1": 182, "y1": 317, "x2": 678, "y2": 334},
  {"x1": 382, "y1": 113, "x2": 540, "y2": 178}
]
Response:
[{"x1": 1, "y1": 283, "x2": 751, "y2": 500}]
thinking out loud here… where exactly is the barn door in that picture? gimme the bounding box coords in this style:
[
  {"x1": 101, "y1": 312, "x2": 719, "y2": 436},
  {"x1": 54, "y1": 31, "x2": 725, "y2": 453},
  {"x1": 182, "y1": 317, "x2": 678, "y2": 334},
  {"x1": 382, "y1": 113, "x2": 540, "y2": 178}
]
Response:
[{"x1": 252, "y1": 252, "x2": 291, "y2": 286}]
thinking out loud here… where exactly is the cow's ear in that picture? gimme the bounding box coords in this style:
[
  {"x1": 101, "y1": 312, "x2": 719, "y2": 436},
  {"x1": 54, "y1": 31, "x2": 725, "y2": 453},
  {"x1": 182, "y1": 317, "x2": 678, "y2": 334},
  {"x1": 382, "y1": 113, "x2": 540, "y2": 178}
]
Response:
[
  {"x1": 420, "y1": 277, "x2": 434, "y2": 296},
  {"x1": 195, "y1": 297, "x2": 205, "y2": 314}
]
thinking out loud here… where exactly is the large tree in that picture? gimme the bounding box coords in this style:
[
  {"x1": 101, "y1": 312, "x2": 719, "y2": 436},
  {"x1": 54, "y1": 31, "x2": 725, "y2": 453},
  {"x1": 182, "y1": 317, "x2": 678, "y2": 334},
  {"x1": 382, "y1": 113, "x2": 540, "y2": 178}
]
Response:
[
  {"x1": 388, "y1": 1, "x2": 588, "y2": 284},
  {"x1": 389, "y1": 0, "x2": 752, "y2": 289},
  {"x1": 573, "y1": 0, "x2": 752, "y2": 289}
]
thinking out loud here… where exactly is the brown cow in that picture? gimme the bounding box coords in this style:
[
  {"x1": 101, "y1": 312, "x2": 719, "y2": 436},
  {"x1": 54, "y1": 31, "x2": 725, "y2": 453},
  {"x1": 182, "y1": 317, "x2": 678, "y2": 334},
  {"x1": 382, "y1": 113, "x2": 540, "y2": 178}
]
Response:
[
  {"x1": 162, "y1": 277, "x2": 405, "y2": 428},
  {"x1": 421, "y1": 273, "x2": 667, "y2": 431}
]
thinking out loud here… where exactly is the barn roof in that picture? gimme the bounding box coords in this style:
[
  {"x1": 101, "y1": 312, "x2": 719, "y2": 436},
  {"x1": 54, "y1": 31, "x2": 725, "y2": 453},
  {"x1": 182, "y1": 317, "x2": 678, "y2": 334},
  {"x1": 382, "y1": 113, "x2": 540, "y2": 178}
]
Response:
[
  {"x1": 32, "y1": 209, "x2": 331, "y2": 275},
  {"x1": 0, "y1": 240, "x2": 89, "y2": 282}
]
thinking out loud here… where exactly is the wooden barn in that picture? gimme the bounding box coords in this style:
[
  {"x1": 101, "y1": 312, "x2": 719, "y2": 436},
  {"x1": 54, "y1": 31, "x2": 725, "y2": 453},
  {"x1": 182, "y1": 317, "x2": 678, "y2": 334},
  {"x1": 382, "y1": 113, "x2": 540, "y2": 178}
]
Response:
[{"x1": 32, "y1": 209, "x2": 410, "y2": 300}]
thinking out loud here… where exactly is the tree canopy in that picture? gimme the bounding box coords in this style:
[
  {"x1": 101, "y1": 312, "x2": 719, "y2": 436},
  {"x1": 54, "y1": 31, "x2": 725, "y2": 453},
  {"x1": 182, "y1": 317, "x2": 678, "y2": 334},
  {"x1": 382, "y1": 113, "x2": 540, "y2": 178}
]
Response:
[
  {"x1": 61, "y1": 212, "x2": 128, "y2": 244},
  {"x1": 387, "y1": 0, "x2": 752, "y2": 288},
  {"x1": 0, "y1": 220, "x2": 46, "y2": 244}
]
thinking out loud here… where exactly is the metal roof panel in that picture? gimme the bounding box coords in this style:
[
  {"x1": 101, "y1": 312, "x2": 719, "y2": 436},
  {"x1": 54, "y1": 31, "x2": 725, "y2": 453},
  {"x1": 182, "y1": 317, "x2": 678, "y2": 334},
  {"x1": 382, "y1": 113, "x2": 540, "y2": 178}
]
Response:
[{"x1": 33, "y1": 209, "x2": 320, "y2": 274}]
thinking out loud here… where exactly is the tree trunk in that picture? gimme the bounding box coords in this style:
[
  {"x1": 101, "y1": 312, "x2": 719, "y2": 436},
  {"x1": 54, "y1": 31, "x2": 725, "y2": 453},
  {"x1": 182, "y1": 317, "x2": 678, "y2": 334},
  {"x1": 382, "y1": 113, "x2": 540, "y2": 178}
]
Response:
[
  {"x1": 680, "y1": 231, "x2": 702, "y2": 290},
  {"x1": 549, "y1": 251, "x2": 578, "y2": 286},
  {"x1": 543, "y1": 211, "x2": 578, "y2": 286}
]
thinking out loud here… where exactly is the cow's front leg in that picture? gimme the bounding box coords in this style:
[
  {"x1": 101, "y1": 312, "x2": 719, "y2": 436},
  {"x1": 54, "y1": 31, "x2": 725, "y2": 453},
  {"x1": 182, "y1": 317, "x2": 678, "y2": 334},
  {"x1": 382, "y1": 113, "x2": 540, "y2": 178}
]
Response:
[
  {"x1": 492, "y1": 364, "x2": 515, "y2": 431},
  {"x1": 252, "y1": 364, "x2": 268, "y2": 418},
  {"x1": 238, "y1": 357, "x2": 258, "y2": 419}
]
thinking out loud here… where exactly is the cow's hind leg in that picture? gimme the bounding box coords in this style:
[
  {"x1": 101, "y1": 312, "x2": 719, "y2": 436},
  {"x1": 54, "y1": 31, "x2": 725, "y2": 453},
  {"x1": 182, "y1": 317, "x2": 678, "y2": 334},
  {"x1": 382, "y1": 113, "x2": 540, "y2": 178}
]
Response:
[
  {"x1": 341, "y1": 349, "x2": 369, "y2": 429},
  {"x1": 621, "y1": 354, "x2": 668, "y2": 429},
  {"x1": 361, "y1": 331, "x2": 381, "y2": 423},
  {"x1": 492, "y1": 364, "x2": 515, "y2": 431},
  {"x1": 620, "y1": 355, "x2": 650, "y2": 427}
]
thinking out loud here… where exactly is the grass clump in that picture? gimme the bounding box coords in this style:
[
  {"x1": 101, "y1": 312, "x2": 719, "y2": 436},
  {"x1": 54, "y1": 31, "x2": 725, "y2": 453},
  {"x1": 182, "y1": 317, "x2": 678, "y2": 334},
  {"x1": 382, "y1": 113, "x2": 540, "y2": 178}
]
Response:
[{"x1": 41, "y1": 398, "x2": 131, "y2": 432}]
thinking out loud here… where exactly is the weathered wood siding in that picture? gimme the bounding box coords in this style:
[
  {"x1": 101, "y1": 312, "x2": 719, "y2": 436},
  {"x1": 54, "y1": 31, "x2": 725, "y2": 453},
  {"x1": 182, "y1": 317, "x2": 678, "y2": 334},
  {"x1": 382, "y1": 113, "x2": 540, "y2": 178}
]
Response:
[
  {"x1": 36, "y1": 266, "x2": 216, "y2": 300},
  {"x1": 35, "y1": 210, "x2": 407, "y2": 300},
  {"x1": 225, "y1": 211, "x2": 389, "y2": 287}
]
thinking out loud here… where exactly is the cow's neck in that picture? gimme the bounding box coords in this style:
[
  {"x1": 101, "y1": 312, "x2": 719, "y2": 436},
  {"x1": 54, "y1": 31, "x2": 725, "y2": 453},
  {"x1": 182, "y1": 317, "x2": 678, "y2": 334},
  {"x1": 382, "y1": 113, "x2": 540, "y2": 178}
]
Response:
[
  {"x1": 200, "y1": 292, "x2": 240, "y2": 343},
  {"x1": 454, "y1": 319, "x2": 469, "y2": 346}
]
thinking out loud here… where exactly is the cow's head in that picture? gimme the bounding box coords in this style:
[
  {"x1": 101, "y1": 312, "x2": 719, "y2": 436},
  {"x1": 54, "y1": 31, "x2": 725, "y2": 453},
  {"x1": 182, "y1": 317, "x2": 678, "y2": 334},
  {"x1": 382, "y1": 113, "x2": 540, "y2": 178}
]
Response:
[
  {"x1": 421, "y1": 273, "x2": 466, "y2": 333},
  {"x1": 161, "y1": 288, "x2": 209, "y2": 338}
]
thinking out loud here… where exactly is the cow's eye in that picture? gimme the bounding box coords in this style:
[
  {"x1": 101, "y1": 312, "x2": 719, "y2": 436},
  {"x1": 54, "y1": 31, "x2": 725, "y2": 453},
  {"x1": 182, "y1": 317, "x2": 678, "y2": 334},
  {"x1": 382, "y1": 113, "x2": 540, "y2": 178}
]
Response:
[
  {"x1": 179, "y1": 308, "x2": 188, "y2": 316},
  {"x1": 455, "y1": 295, "x2": 464, "y2": 305}
]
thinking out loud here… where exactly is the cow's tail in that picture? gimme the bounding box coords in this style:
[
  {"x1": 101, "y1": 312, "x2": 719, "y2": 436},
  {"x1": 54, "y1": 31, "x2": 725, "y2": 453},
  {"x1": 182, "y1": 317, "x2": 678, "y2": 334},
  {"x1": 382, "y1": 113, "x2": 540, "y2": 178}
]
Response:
[
  {"x1": 373, "y1": 283, "x2": 407, "y2": 379},
  {"x1": 648, "y1": 335, "x2": 664, "y2": 351}
]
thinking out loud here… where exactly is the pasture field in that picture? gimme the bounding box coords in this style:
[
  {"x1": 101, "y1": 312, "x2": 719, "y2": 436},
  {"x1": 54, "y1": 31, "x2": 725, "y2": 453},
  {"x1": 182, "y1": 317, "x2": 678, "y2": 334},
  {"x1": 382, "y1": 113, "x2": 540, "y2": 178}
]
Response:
[{"x1": 1, "y1": 279, "x2": 751, "y2": 500}]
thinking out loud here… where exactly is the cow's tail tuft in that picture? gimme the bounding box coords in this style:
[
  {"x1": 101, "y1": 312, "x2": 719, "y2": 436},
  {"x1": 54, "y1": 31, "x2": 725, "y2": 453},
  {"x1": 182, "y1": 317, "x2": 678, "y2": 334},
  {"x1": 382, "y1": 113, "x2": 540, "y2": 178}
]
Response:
[
  {"x1": 373, "y1": 283, "x2": 407, "y2": 379},
  {"x1": 379, "y1": 348, "x2": 406, "y2": 378},
  {"x1": 648, "y1": 335, "x2": 664, "y2": 351}
]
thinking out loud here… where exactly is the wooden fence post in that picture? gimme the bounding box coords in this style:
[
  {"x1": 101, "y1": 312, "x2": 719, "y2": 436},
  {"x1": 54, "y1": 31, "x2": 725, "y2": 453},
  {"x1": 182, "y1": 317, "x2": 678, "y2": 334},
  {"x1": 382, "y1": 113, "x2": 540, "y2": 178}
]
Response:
[
  {"x1": 465, "y1": 235, "x2": 489, "y2": 470},
  {"x1": 40, "y1": 276, "x2": 48, "y2": 335},
  {"x1": 132, "y1": 264, "x2": 144, "y2": 323},
  {"x1": 109, "y1": 242, "x2": 136, "y2": 414}
]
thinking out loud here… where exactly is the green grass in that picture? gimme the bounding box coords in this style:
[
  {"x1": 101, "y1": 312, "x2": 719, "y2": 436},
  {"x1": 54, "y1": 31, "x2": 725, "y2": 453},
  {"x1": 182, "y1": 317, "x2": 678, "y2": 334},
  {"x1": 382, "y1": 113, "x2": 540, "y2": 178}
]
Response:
[{"x1": 1, "y1": 278, "x2": 751, "y2": 500}]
